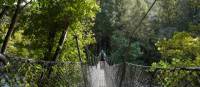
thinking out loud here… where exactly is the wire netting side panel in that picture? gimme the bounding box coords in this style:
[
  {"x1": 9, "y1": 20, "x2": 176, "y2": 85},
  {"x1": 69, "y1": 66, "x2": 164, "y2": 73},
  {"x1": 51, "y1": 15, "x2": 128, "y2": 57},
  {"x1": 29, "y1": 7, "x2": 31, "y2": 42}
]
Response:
[
  {"x1": 122, "y1": 64, "x2": 155, "y2": 87},
  {"x1": 104, "y1": 62, "x2": 121, "y2": 87},
  {"x1": 0, "y1": 58, "x2": 87, "y2": 87}
]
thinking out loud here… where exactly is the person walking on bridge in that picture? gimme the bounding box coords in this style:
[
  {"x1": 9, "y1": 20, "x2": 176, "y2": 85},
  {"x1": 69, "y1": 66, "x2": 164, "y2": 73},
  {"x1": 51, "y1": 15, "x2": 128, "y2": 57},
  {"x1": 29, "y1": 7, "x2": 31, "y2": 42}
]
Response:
[{"x1": 99, "y1": 50, "x2": 106, "y2": 69}]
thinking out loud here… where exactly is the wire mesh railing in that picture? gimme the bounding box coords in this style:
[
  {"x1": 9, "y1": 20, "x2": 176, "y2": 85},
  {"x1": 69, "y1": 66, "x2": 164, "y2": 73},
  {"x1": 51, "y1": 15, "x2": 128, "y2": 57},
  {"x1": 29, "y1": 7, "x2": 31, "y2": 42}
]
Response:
[
  {"x1": 1, "y1": 55, "x2": 200, "y2": 87},
  {"x1": 103, "y1": 62, "x2": 157, "y2": 87},
  {"x1": 0, "y1": 56, "x2": 88, "y2": 87}
]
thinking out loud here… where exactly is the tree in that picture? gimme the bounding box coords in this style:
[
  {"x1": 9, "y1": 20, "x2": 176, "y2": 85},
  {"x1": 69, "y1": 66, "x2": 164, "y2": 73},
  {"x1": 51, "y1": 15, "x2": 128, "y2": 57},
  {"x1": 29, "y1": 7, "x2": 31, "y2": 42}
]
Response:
[
  {"x1": 0, "y1": 0, "x2": 99, "y2": 86},
  {"x1": 1, "y1": 0, "x2": 22, "y2": 54},
  {"x1": 18, "y1": 0, "x2": 99, "y2": 86},
  {"x1": 1, "y1": 0, "x2": 32, "y2": 54},
  {"x1": 152, "y1": 32, "x2": 200, "y2": 86},
  {"x1": 93, "y1": 0, "x2": 158, "y2": 64}
]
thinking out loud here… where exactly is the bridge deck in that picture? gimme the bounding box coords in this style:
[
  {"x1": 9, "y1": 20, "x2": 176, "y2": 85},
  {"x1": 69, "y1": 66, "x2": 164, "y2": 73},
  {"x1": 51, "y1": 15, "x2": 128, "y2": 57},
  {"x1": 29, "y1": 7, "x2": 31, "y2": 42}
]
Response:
[{"x1": 88, "y1": 61, "x2": 111, "y2": 87}]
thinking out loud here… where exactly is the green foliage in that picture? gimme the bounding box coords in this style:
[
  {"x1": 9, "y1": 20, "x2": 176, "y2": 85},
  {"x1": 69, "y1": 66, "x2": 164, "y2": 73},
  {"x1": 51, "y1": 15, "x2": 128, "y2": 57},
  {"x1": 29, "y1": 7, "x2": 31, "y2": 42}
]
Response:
[
  {"x1": 94, "y1": 0, "x2": 154, "y2": 64},
  {"x1": 156, "y1": 32, "x2": 200, "y2": 60},
  {"x1": 157, "y1": 0, "x2": 182, "y2": 26},
  {"x1": 152, "y1": 32, "x2": 200, "y2": 86},
  {"x1": 1, "y1": 0, "x2": 200, "y2": 86},
  {"x1": 0, "y1": 0, "x2": 99, "y2": 86},
  {"x1": 110, "y1": 30, "x2": 143, "y2": 64},
  {"x1": 110, "y1": 0, "x2": 149, "y2": 38},
  {"x1": 60, "y1": 22, "x2": 96, "y2": 62},
  {"x1": 188, "y1": 23, "x2": 200, "y2": 36},
  {"x1": 7, "y1": 0, "x2": 100, "y2": 61},
  {"x1": 0, "y1": 59, "x2": 85, "y2": 87}
]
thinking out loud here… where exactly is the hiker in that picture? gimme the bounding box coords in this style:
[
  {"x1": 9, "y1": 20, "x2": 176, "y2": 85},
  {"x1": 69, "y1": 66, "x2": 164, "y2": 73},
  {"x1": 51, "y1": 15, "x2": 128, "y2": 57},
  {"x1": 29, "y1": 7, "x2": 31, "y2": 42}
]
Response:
[{"x1": 99, "y1": 50, "x2": 106, "y2": 69}]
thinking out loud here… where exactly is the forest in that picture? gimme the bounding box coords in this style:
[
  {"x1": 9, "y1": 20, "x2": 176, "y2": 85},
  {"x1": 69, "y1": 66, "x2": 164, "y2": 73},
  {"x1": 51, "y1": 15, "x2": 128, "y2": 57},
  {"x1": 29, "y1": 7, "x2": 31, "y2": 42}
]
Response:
[{"x1": 0, "y1": 0, "x2": 200, "y2": 87}]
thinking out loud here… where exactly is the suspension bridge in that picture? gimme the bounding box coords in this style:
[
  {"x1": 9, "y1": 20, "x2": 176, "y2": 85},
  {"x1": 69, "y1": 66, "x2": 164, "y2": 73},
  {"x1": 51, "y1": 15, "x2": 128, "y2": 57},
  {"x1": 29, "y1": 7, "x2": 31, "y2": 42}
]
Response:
[
  {"x1": 0, "y1": 0, "x2": 200, "y2": 86},
  {"x1": 0, "y1": 50, "x2": 199, "y2": 87}
]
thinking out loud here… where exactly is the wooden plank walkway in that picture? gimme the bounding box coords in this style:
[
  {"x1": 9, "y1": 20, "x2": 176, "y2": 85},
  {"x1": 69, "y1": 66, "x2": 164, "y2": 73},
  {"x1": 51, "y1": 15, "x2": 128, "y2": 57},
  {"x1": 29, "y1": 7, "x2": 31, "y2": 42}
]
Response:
[{"x1": 88, "y1": 61, "x2": 109, "y2": 87}]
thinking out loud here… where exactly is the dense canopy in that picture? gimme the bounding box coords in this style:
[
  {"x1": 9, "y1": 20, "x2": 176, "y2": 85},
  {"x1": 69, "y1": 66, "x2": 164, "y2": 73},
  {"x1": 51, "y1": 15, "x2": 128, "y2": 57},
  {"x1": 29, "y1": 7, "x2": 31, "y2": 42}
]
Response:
[{"x1": 0, "y1": 0, "x2": 200, "y2": 86}]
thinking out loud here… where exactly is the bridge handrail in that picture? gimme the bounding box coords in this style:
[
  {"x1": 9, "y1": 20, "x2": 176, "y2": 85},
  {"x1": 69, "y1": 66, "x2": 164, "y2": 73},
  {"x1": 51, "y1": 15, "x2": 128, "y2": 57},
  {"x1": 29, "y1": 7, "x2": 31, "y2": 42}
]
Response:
[
  {"x1": 4, "y1": 54, "x2": 200, "y2": 71},
  {"x1": 5, "y1": 54, "x2": 81, "y2": 65},
  {"x1": 126, "y1": 62, "x2": 200, "y2": 71}
]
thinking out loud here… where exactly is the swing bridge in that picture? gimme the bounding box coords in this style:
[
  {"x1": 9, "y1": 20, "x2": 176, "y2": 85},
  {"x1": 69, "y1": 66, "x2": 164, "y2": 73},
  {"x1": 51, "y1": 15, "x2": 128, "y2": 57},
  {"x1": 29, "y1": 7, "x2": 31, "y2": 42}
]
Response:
[
  {"x1": 0, "y1": 51, "x2": 200, "y2": 87},
  {"x1": 1, "y1": 0, "x2": 200, "y2": 87}
]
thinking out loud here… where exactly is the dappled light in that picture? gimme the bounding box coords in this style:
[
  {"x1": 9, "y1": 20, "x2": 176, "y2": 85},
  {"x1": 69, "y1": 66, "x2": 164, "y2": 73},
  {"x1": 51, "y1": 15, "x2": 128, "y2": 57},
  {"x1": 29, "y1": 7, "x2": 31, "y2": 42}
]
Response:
[{"x1": 0, "y1": 0, "x2": 200, "y2": 87}]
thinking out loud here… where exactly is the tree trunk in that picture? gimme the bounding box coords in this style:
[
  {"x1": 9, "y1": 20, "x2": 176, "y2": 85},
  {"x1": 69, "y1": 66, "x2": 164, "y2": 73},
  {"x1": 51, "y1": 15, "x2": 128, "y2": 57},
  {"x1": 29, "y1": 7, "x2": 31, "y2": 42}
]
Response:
[
  {"x1": 44, "y1": 31, "x2": 56, "y2": 60},
  {"x1": 52, "y1": 29, "x2": 68, "y2": 61},
  {"x1": 75, "y1": 35, "x2": 82, "y2": 63},
  {"x1": 75, "y1": 35, "x2": 87, "y2": 87},
  {"x1": 38, "y1": 16, "x2": 69, "y2": 86},
  {"x1": 47, "y1": 21, "x2": 69, "y2": 77},
  {"x1": 1, "y1": 0, "x2": 22, "y2": 54},
  {"x1": 38, "y1": 31, "x2": 56, "y2": 86}
]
